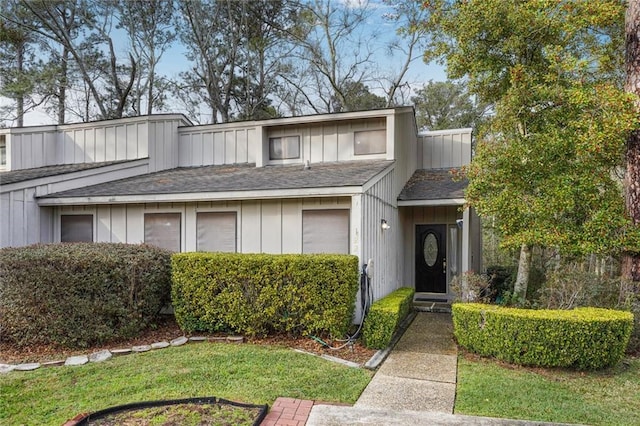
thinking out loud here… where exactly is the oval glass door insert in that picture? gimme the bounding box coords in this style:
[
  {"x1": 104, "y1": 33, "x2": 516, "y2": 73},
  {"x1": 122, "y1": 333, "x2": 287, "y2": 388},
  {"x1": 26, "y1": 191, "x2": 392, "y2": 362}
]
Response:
[{"x1": 423, "y1": 232, "x2": 438, "y2": 267}]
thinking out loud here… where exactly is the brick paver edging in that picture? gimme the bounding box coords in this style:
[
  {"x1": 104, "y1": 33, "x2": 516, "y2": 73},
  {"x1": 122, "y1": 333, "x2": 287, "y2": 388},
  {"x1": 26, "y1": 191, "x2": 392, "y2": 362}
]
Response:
[
  {"x1": 260, "y1": 398, "x2": 315, "y2": 426},
  {"x1": 261, "y1": 397, "x2": 351, "y2": 426}
]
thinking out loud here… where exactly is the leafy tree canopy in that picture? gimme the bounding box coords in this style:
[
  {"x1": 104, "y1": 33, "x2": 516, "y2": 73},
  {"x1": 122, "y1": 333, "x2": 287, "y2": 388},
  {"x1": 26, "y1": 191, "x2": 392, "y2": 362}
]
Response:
[
  {"x1": 332, "y1": 80, "x2": 386, "y2": 112},
  {"x1": 421, "y1": 0, "x2": 639, "y2": 261},
  {"x1": 411, "y1": 80, "x2": 485, "y2": 130}
]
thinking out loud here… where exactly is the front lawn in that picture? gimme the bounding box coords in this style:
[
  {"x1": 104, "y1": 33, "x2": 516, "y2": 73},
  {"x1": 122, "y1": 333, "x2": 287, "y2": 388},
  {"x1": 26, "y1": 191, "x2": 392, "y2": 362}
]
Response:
[
  {"x1": 1, "y1": 343, "x2": 372, "y2": 425},
  {"x1": 455, "y1": 355, "x2": 640, "y2": 426}
]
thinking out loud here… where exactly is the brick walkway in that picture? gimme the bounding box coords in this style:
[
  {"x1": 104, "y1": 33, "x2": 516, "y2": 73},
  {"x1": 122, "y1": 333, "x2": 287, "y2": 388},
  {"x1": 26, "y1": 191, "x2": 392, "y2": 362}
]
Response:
[{"x1": 261, "y1": 397, "x2": 315, "y2": 426}]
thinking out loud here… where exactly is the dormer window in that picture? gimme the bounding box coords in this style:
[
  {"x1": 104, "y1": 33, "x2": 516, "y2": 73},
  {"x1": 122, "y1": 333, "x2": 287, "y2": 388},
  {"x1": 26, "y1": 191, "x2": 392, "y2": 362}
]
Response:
[
  {"x1": 354, "y1": 129, "x2": 386, "y2": 155},
  {"x1": 269, "y1": 136, "x2": 300, "y2": 160}
]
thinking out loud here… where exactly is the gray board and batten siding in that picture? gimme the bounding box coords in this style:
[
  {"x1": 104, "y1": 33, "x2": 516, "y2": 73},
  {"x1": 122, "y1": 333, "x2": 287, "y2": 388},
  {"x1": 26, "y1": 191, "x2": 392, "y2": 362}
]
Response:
[{"x1": 0, "y1": 109, "x2": 478, "y2": 310}]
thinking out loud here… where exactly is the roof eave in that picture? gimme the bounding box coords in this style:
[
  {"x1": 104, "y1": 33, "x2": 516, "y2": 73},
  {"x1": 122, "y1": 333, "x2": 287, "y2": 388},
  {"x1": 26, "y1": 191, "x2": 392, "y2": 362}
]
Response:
[
  {"x1": 397, "y1": 198, "x2": 466, "y2": 207},
  {"x1": 37, "y1": 185, "x2": 364, "y2": 206}
]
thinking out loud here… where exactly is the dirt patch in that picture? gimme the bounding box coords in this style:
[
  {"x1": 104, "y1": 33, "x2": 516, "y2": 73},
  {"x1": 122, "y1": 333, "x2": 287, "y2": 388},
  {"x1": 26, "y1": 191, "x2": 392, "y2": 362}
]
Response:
[
  {"x1": 85, "y1": 402, "x2": 263, "y2": 426},
  {"x1": 0, "y1": 316, "x2": 376, "y2": 366}
]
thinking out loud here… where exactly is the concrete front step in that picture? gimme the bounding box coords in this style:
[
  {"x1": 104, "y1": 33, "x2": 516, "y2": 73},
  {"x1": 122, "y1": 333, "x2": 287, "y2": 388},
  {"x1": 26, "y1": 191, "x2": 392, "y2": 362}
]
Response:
[{"x1": 413, "y1": 301, "x2": 452, "y2": 313}]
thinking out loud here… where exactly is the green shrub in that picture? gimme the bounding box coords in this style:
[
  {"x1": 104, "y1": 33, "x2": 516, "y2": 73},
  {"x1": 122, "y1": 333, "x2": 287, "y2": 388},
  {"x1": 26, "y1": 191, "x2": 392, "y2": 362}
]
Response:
[
  {"x1": 453, "y1": 303, "x2": 633, "y2": 370},
  {"x1": 362, "y1": 287, "x2": 414, "y2": 349},
  {"x1": 171, "y1": 253, "x2": 359, "y2": 338},
  {"x1": 0, "y1": 243, "x2": 172, "y2": 348}
]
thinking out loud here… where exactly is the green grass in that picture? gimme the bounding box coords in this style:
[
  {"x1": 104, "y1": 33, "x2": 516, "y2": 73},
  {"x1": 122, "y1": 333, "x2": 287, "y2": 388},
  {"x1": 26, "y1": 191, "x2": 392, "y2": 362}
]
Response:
[
  {"x1": 0, "y1": 343, "x2": 372, "y2": 425},
  {"x1": 455, "y1": 355, "x2": 640, "y2": 426}
]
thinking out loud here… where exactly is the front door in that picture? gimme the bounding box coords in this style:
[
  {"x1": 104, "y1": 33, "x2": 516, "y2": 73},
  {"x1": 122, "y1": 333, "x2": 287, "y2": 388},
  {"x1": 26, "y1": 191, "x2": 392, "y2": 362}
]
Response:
[{"x1": 415, "y1": 225, "x2": 447, "y2": 293}]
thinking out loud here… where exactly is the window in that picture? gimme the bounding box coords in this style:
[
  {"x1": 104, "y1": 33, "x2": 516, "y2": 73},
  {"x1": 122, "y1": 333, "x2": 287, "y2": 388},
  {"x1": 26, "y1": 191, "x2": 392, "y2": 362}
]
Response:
[
  {"x1": 196, "y1": 212, "x2": 237, "y2": 252},
  {"x1": 144, "y1": 213, "x2": 181, "y2": 252},
  {"x1": 302, "y1": 209, "x2": 349, "y2": 254},
  {"x1": 354, "y1": 130, "x2": 386, "y2": 155},
  {"x1": 61, "y1": 215, "x2": 93, "y2": 242},
  {"x1": 269, "y1": 136, "x2": 300, "y2": 160},
  {"x1": 0, "y1": 135, "x2": 6, "y2": 167}
]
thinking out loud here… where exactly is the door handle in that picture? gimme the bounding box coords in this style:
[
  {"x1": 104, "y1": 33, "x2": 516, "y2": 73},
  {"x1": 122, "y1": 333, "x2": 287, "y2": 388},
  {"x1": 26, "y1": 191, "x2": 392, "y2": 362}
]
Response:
[{"x1": 443, "y1": 258, "x2": 447, "y2": 274}]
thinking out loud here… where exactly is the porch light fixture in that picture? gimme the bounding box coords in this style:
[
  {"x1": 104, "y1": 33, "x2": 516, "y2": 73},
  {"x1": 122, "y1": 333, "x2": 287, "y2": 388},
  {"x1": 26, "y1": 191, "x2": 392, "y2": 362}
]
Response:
[
  {"x1": 381, "y1": 219, "x2": 391, "y2": 231},
  {"x1": 456, "y1": 219, "x2": 463, "y2": 229}
]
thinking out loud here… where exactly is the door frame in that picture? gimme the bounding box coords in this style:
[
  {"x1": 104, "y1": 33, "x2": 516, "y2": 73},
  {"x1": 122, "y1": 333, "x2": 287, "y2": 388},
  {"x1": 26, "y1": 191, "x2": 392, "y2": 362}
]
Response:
[{"x1": 415, "y1": 224, "x2": 448, "y2": 294}]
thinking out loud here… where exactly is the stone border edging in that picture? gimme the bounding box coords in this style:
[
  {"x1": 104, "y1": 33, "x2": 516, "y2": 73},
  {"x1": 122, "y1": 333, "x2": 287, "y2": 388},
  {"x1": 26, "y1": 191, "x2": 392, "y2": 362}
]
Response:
[{"x1": 0, "y1": 335, "x2": 245, "y2": 374}]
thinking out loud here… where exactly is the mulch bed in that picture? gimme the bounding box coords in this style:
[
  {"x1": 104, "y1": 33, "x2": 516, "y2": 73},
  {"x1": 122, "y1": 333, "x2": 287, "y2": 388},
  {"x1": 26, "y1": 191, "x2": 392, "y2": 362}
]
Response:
[{"x1": 0, "y1": 316, "x2": 376, "y2": 366}]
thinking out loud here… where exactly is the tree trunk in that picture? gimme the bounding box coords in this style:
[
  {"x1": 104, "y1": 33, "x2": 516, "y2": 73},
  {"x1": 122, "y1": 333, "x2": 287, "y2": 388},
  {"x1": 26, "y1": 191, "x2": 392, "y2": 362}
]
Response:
[
  {"x1": 15, "y1": 41, "x2": 24, "y2": 127},
  {"x1": 147, "y1": 68, "x2": 155, "y2": 116},
  {"x1": 623, "y1": 1, "x2": 640, "y2": 282},
  {"x1": 58, "y1": 46, "x2": 68, "y2": 124},
  {"x1": 513, "y1": 243, "x2": 532, "y2": 302}
]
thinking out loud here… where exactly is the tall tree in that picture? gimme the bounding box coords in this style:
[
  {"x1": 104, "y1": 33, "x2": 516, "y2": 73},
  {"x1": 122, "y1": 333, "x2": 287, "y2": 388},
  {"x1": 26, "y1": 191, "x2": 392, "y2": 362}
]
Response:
[
  {"x1": 380, "y1": 0, "x2": 431, "y2": 107},
  {"x1": 624, "y1": 1, "x2": 640, "y2": 283},
  {"x1": 116, "y1": 0, "x2": 175, "y2": 116},
  {"x1": 422, "y1": 0, "x2": 635, "y2": 300},
  {"x1": 13, "y1": 0, "x2": 137, "y2": 121},
  {"x1": 331, "y1": 80, "x2": 385, "y2": 112},
  {"x1": 411, "y1": 80, "x2": 485, "y2": 130},
  {"x1": 0, "y1": 0, "x2": 48, "y2": 126},
  {"x1": 234, "y1": 0, "x2": 296, "y2": 121},
  {"x1": 175, "y1": 0, "x2": 292, "y2": 123},
  {"x1": 286, "y1": 0, "x2": 378, "y2": 113}
]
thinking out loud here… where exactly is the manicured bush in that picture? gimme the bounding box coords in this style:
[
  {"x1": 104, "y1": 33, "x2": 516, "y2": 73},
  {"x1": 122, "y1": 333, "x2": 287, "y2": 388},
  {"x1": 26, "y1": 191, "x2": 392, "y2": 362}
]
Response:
[
  {"x1": 362, "y1": 287, "x2": 414, "y2": 349},
  {"x1": 453, "y1": 303, "x2": 633, "y2": 369},
  {"x1": 0, "y1": 243, "x2": 172, "y2": 348},
  {"x1": 171, "y1": 253, "x2": 359, "y2": 338}
]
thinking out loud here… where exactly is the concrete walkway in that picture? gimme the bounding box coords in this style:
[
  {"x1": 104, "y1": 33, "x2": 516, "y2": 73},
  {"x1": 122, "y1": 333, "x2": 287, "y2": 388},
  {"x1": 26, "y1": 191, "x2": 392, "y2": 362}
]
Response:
[
  {"x1": 307, "y1": 312, "x2": 567, "y2": 425},
  {"x1": 307, "y1": 312, "x2": 457, "y2": 425},
  {"x1": 354, "y1": 312, "x2": 457, "y2": 413}
]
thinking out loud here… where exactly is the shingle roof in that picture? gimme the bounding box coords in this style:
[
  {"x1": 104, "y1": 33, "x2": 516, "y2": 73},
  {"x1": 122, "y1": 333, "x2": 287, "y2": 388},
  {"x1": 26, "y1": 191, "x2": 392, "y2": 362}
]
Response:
[
  {"x1": 41, "y1": 160, "x2": 394, "y2": 198},
  {"x1": 0, "y1": 160, "x2": 138, "y2": 186},
  {"x1": 398, "y1": 169, "x2": 467, "y2": 201}
]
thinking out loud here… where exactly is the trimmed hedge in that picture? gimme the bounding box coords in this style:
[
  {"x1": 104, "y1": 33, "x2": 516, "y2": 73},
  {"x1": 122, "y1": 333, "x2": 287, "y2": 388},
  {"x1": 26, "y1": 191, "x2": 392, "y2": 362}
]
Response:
[
  {"x1": 452, "y1": 303, "x2": 633, "y2": 370},
  {"x1": 362, "y1": 287, "x2": 415, "y2": 349},
  {"x1": 0, "y1": 243, "x2": 172, "y2": 348},
  {"x1": 171, "y1": 253, "x2": 359, "y2": 337}
]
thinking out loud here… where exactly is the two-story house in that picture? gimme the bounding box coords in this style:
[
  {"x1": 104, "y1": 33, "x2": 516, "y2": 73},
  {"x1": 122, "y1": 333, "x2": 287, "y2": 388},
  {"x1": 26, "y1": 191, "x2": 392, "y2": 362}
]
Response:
[{"x1": 0, "y1": 107, "x2": 481, "y2": 318}]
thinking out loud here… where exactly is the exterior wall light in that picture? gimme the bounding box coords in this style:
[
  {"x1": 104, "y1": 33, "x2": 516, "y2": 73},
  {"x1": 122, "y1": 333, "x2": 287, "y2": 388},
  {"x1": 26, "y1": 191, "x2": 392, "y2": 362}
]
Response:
[{"x1": 381, "y1": 219, "x2": 391, "y2": 231}]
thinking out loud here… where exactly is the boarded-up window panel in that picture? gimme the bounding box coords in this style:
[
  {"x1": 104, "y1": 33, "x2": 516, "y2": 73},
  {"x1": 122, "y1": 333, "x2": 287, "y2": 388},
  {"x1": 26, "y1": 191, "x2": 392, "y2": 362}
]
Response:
[
  {"x1": 61, "y1": 214, "x2": 93, "y2": 242},
  {"x1": 302, "y1": 209, "x2": 349, "y2": 254},
  {"x1": 196, "y1": 212, "x2": 237, "y2": 252},
  {"x1": 354, "y1": 129, "x2": 386, "y2": 155},
  {"x1": 144, "y1": 213, "x2": 181, "y2": 252}
]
